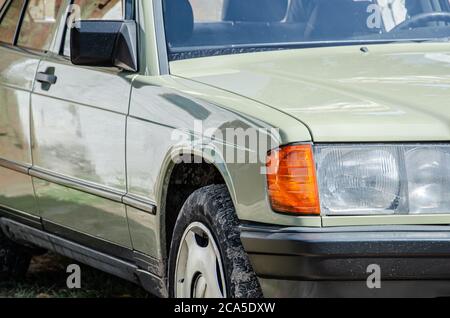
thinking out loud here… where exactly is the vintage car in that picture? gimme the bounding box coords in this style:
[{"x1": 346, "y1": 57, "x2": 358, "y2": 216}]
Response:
[{"x1": 1, "y1": 0, "x2": 450, "y2": 298}]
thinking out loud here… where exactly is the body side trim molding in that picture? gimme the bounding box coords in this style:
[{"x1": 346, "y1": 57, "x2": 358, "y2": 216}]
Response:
[
  {"x1": 123, "y1": 194, "x2": 157, "y2": 215},
  {"x1": 0, "y1": 161, "x2": 158, "y2": 215},
  {"x1": 0, "y1": 158, "x2": 30, "y2": 174},
  {"x1": 30, "y1": 167, "x2": 157, "y2": 212},
  {"x1": 30, "y1": 167, "x2": 125, "y2": 202}
]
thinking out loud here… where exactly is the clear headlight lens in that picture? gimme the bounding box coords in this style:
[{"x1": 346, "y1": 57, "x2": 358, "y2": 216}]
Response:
[
  {"x1": 314, "y1": 144, "x2": 450, "y2": 216},
  {"x1": 406, "y1": 146, "x2": 450, "y2": 214}
]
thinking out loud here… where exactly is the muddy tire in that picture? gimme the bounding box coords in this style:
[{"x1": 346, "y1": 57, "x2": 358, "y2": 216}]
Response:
[
  {"x1": 0, "y1": 231, "x2": 32, "y2": 280},
  {"x1": 168, "y1": 184, "x2": 263, "y2": 298}
]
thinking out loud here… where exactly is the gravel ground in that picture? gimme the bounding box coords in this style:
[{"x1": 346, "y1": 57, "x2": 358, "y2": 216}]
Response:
[{"x1": 0, "y1": 253, "x2": 152, "y2": 298}]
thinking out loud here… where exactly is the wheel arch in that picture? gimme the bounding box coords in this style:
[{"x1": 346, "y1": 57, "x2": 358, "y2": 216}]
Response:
[{"x1": 155, "y1": 145, "x2": 237, "y2": 264}]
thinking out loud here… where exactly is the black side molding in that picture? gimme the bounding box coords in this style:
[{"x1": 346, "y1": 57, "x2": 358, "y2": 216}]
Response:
[{"x1": 0, "y1": 206, "x2": 42, "y2": 230}]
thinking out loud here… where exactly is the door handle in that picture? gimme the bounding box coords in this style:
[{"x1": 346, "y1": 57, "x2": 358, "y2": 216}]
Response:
[{"x1": 36, "y1": 72, "x2": 57, "y2": 85}]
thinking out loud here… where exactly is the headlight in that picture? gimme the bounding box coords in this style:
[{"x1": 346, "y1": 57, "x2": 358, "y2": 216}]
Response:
[
  {"x1": 315, "y1": 145, "x2": 402, "y2": 215},
  {"x1": 267, "y1": 144, "x2": 450, "y2": 216},
  {"x1": 406, "y1": 146, "x2": 450, "y2": 214},
  {"x1": 314, "y1": 144, "x2": 450, "y2": 216}
]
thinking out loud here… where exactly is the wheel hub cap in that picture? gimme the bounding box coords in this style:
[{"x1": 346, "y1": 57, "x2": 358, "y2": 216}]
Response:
[{"x1": 174, "y1": 222, "x2": 226, "y2": 298}]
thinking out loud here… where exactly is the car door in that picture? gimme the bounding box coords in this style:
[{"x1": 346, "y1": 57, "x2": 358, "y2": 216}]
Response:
[
  {"x1": 30, "y1": 0, "x2": 134, "y2": 251},
  {"x1": 0, "y1": 0, "x2": 40, "y2": 219}
]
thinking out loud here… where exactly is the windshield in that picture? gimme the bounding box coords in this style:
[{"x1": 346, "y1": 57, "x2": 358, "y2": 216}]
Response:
[{"x1": 162, "y1": 0, "x2": 450, "y2": 60}]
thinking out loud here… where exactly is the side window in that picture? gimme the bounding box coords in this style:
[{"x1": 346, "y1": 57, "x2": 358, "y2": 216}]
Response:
[
  {"x1": 17, "y1": 0, "x2": 64, "y2": 51},
  {"x1": 63, "y1": 0, "x2": 123, "y2": 56},
  {"x1": 0, "y1": 0, "x2": 25, "y2": 45}
]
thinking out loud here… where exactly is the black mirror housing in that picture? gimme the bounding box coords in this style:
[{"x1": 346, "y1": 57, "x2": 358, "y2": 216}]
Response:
[{"x1": 70, "y1": 20, "x2": 138, "y2": 72}]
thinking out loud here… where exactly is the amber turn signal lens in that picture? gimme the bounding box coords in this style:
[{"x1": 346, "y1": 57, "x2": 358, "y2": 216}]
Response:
[{"x1": 266, "y1": 145, "x2": 320, "y2": 215}]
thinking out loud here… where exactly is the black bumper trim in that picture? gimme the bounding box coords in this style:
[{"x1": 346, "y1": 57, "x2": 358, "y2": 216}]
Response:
[{"x1": 240, "y1": 224, "x2": 450, "y2": 281}]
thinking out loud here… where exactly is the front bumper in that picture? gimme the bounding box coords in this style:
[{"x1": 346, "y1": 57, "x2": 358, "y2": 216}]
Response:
[{"x1": 240, "y1": 224, "x2": 450, "y2": 297}]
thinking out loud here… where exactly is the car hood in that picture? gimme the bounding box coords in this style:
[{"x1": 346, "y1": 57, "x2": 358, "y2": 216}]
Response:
[{"x1": 170, "y1": 43, "x2": 450, "y2": 142}]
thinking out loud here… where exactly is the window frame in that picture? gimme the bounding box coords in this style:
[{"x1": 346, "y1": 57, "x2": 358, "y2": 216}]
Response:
[
  {"x1": 0, "y1": 0, "x2": 8, "y2": 14},
  {"x1": 0, "y1": 0, "x2": 27, "y2": 47},
  {"x1": 16, "y1": 0, "x2": 67, "y2": 52},
  {"x1": 0, "y1": 0, "x2": 65, "y2": 54}
]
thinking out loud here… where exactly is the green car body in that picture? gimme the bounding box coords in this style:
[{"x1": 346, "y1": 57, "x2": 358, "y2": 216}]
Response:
[{"x1": 1, "y1": 0, "x2": 450, "y2": 297}]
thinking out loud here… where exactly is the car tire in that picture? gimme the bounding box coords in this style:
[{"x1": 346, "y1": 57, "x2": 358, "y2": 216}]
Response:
[
  {"x1": 168, "y1": 184, "x2": 263, "y2": 298},
  {"x1": 0, "y1": 231, "x2": 32, "y2": 280}
]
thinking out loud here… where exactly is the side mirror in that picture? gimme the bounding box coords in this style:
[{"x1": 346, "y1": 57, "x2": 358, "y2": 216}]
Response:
[{"x1": 70, "y1": 20, "x2": 138, "y2": 72}]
